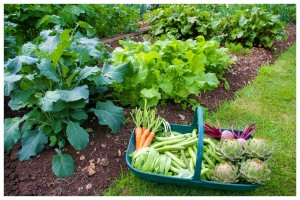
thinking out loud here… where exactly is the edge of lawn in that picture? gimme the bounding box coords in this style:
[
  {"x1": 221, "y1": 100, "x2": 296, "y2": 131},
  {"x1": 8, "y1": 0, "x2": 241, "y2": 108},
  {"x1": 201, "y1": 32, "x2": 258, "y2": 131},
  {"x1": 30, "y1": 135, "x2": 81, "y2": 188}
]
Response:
[{"x1": 103, "y1": 44, "x2": 296, "y2": 196}]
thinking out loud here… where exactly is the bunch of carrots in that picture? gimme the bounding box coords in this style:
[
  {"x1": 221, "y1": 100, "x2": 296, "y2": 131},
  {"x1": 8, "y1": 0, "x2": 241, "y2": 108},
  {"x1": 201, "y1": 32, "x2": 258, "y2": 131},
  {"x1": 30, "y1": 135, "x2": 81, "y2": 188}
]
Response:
[{"x1": 130, "y1": 103, "x2": 165, "y2": 151}]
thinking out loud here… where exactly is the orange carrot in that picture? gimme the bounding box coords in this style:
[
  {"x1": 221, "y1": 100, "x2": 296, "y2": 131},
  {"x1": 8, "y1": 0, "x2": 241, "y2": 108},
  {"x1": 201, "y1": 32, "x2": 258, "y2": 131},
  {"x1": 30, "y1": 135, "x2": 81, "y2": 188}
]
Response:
[
  {"x1": 142, "y1": 131, "x2": 155, "y2": 148},
  {"x1": 130, "y1": 108, "x2": 143, "y2": 151},
  {"x1": 142, "y1": 127, "x2": 146, "y2": 133},
  {"x1": 138, "y1": 129, "x2": 150, "y2": 149},
  {"x1": 135, "y1": 127, "x2": 143, "y2": 150}
]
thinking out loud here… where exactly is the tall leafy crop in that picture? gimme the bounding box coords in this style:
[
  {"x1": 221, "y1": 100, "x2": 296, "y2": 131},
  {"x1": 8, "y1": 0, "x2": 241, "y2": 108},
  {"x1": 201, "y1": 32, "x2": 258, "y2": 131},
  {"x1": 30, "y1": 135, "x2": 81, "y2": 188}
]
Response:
[
  {"x1": 109, "y1": 36, "x2": 232, "y2": 108},
  {"x1": 4, "y1": 4, "x2": 139, "y2": 45},
  {"x1": 144, "y1": 5, "x2": 287, "y2": 48},
  {"x1": 144, "y1": 5, "x2": 217, "y2": 40},
  {"x1": 4, "y1": 25, "x2": 130, "y2": 178},
  {"x1": 221, "y1": 7, "x2": 287, "y2": 47}
]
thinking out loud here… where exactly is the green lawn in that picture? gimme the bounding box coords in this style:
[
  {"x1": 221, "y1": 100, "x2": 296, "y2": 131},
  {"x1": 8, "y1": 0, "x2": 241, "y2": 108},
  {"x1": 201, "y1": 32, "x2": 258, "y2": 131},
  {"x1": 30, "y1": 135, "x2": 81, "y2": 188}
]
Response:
[{"x1": 103, "y1": 45, "x2": 296, "y2": 196}]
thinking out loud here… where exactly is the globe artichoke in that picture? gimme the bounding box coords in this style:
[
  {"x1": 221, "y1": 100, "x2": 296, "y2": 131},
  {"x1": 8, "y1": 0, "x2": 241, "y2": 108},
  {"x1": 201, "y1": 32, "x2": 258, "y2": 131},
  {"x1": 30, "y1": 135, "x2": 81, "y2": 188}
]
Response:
[
  {"x1": 218, "y1": 139, "x2": 245, "y2": 161},
  {"x1": 240, "y1": 158, "x2": 271, "y2": 184},
  {"x1": 211, "y1": 162, "x2": 239, "y2": 183},
  {"x1": 244, "y1": 138, "x2": 274, "y2": 160}
]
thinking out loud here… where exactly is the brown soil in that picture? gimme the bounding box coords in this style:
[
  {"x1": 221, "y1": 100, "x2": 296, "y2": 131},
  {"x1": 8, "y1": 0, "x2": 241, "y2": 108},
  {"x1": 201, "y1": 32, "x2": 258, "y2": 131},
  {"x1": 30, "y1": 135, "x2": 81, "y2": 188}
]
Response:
[{"x1": 4, "y1": 23, "x2": 296, "y2": 196}]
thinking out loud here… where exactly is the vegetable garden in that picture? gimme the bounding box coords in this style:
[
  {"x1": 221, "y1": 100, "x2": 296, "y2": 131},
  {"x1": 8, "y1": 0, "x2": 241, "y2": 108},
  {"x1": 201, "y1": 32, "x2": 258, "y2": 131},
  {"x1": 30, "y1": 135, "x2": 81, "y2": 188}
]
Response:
[{"x1": 4, "y1": 4, "x2": 296, "y2": 196}]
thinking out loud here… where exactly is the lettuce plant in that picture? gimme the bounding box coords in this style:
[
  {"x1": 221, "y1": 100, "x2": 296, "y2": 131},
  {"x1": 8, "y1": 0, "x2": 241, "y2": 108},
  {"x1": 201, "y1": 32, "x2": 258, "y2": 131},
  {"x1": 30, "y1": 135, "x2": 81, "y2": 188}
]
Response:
[
  {"x1": 4, "y1": 25, "x2": 129, "y2": 178},
  {"x1": 110, "y1": 36, "x2": 232, "y2": 108}
]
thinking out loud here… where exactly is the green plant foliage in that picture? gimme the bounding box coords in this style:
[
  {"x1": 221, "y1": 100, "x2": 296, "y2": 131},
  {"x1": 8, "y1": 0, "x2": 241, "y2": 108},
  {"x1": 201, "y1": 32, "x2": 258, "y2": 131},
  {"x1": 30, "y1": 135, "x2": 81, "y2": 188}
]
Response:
[
  {"x1": 4, "y1": 25, "x2": 130, "y2": 178},
  {"x1": 221, "y1": 7, "x2": 287, "y2": 47},
  {"x1": 109, "y1": 36, "x2": 232, "y2": 107},
  {"x1": 4, "y1": 4, "x2": 139, "y2": 41},
  {"x1": 144, "y1": 5, "x2": 217, "y2": 40},
  {"x1": 225, "y1": 42, "x2": 252, "y2": 56},
  {"x1": 144, "y1": 5, "x2": 287, "y2": 48}
]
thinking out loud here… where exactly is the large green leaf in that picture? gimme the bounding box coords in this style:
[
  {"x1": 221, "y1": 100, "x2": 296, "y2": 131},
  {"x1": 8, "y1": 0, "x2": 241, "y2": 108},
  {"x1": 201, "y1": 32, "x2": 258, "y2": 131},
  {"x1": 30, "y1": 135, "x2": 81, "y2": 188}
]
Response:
[
  {"x1": 8, "y1": 89, "x2": 33, "y2": 110},
  {"x1": 38, "y1": 90, "x2": 60, "y2": 112},
  {"x1": 52, "y1": 153, "x2": 74, "y2": 178},
  {"x1": 73, "y1": 45, "x2": 90, "y2": 66},
  {"x1": 91, "y1": 62, "x2": 130, "y2": 86},
  {"x1": 21, "y1": 42, "x2": 36, "y2": 56},
  {"x1": 92, "y1": 101, "x2": 124, "y2": 134},
  {"x1": 5, "y1": 56, "x2": 39, "y2": 74},
  {"x1": 140, "y1": 88, "x2": 161, "y2": 107},
  {"x1": 38, "y1": 85, "x2": 89, "y2": 111},
  {"x1": 50, "y1": 29, "x2": 72, "y2": 67},
  {"x1": 36, "y1": 59, "x2": 60, "y2": 82},
  {"x1": 17, "y1": 129, "x2": 48, "y2": 161},
  {"x1": 65, "y1": 121, "x2": 89, "y2": 150},
  {"x1": 39, "y1": 34, "x2": 60, "y2": 54},
  {"x1": 57, "y1": 85, "x2": 89, "y2": 102},
  {"x1": 4, "y1": 74, "x2": 22, "y2": 96},
  {"x1": 76, "y1": 66, "x2": 101, "y2": 82},
  {"x1": 4, "y1": 117, "x2": 27, "y2": 150},
  {"x1": 197, "y1": 73, "x2": 219, "y2": 90},
  {"x1": 77, "y1": 21, "x2": 96, "y2": 37},
  {"x1": 70, "y1": 109, "x2": 88, "y2": 121}
]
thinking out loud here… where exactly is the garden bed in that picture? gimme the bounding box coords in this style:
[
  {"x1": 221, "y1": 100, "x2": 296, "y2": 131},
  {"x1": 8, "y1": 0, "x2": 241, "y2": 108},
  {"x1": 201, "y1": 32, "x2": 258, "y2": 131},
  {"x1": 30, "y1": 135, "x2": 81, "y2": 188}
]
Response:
[{"x1": 4, "y1": 23, "x2": 296, "y2": 196}]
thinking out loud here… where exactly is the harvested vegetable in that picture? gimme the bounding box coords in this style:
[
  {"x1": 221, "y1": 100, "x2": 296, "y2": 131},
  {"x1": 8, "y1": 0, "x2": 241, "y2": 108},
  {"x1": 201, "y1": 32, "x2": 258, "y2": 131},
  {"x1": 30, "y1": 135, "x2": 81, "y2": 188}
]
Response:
[
  {"x1": 211, "y1": 162, "x2": 240, "y2": 183},
  {"x1": 217, "y1": 139, "x2": 245, "y2": 161},
  {"x1": 130, "y1": 108, "x2": 143, "y2": 150},
  {"x1": 239, "y1": 158, "x2": 271, "y2": 184},
  {"x1": 244, "y1": 138, "x2": 274, "y2": 160},
  {"x1": 204, "y1": 120, "x2": 235, "y2": 139},
  {"x1": 231, "y1": 122, "x2": 257, "y2": 146}
]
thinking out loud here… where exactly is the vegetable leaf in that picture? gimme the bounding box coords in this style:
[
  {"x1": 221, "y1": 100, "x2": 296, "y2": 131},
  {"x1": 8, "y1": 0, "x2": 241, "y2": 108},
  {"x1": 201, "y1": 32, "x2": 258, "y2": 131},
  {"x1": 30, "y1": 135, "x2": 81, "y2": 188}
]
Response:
[
  {"x1": 5, "y1": 56, "x2": 39, "y2": 74},
  {"x1": 36, "y1": 59, "x2": 60, "y2": 82},
  {"x1": 4, "y1": 117, "x2": 27, "y2": 150},
  {"x1": 92, "y1": 101, "x2": 124, "y2": 133},
  {"x1": 52, "y1": 153, "x2": 75, "y2": 178},
  {"x1": 17, "y1": 129, "x2": 48, "y2": 161},
  {"x1": 65, "y1": 120, "x2": 89, "y2": 150}
]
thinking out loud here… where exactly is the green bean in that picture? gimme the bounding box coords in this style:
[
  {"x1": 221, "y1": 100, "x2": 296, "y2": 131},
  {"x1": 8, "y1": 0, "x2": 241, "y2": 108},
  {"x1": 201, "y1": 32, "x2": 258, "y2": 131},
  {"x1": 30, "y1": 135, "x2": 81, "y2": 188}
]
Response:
[
  {"x1": 156, "y1": 145, "x2": 185, "y2": 153},
  {"x1": 154, "y1": 133, "x2": 192, "y2": 141},
  {"x1": 181, "y1": 149, "x2": 189, "y2": 167},
  {"x1": 165, "y1": 151, "x2": 186, "y2": 168},
  {"x1": 151, "y1": 137, "x2": 186, "y2": 148},
  {"x1": 188, "y1": 146, "x2": 196, "y2": 165},
  {"x1": 192, "y1": 129, "x2": 197, "y2": 137},
  {"x1": 202, "y1": 153, "x2": 215, "y2": 169},
  {"x1": 171, "y1": 160, "x2": 186, "y2": 170},
  {"x1": 169, "y1": 164, "x2": 179, "y2": 174},
  {"x1": 204, "y1": 146, "x2": 222, "y2": 163},
  {"x1": 176, "y1": 137, "x2": 198, "y2": 147},
  {"x1": 204, "y1": 138, "x2": 216, "y2": 149},
  {"x1": 200, "y1": 168, "x2": 210, "y2": 176},
  {"x1": 189, "y1": 158, "x2": 194, "y2": 171}
]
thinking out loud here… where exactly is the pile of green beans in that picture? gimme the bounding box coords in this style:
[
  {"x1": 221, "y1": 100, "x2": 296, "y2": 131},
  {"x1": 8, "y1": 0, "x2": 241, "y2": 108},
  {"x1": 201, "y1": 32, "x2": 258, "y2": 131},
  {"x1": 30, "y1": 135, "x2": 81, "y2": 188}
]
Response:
[
  {"x1": 200, "y1": 138, "x2": 224, "y2": 180},
  {"x1": 130, "y1": 129, "x2": 199, "y2": 176}
]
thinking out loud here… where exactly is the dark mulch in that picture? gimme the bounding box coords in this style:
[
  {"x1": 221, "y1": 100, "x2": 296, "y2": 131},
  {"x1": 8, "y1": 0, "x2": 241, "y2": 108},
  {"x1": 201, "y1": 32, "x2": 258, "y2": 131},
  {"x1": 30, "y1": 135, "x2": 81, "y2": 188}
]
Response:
[{"x1": 4, "y1": 23, "x2": 296, "y2": 196}]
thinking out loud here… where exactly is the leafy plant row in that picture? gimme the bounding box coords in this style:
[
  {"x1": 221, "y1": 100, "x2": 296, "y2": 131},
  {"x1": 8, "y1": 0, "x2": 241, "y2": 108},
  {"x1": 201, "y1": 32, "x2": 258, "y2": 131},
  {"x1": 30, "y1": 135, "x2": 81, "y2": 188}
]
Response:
[
  {"x1": 4, "y1": 4, "x2": 139, "y2": 60},
  {"x1": 109, "y1": 36, "x2": 233, "y2": 109},
  {"x1": 4, "y1": 24, "x2": 130, "y2": 178},
  {"x1": 144, "y1": 5, "x2": 287, "y2": 48}
]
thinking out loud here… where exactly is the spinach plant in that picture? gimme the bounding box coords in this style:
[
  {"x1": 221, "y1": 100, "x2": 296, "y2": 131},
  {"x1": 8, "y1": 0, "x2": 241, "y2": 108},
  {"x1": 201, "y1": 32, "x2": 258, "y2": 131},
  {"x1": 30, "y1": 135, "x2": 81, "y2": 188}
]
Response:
[{"x1": 4, "y1": 24, "x2": 130, "y2": 178}]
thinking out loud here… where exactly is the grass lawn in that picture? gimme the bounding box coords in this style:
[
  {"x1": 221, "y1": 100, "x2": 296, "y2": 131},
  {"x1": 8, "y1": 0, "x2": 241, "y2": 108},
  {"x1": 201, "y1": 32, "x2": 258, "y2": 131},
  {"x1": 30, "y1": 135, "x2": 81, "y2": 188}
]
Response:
[{"x1": 103, "y1": 45, "x2": 296, "y2": 196}]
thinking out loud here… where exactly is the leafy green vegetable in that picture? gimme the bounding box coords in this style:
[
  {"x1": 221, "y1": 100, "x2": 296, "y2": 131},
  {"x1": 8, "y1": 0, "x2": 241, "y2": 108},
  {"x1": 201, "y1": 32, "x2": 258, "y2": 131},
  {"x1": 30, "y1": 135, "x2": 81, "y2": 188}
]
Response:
[
  {"x1": 52, "y1": 151, "x2": 75, "y2": 178},
  {"x1": 4, "y1": 25, "x2": 129, "y2": 178},
  {"x1": 144, "y1": 5, "x2": 287, "y2": 48},
  {"x1": 110, "y1": 36, "x2": 232, "y2": 108}
]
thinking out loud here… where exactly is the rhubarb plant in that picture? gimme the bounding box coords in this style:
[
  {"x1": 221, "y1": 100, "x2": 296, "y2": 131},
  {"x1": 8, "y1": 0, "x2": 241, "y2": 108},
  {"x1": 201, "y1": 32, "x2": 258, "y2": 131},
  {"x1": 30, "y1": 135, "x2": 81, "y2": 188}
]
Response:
[{"x1": 4, "y1": 24, "x2": 129, "y2": 178}]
